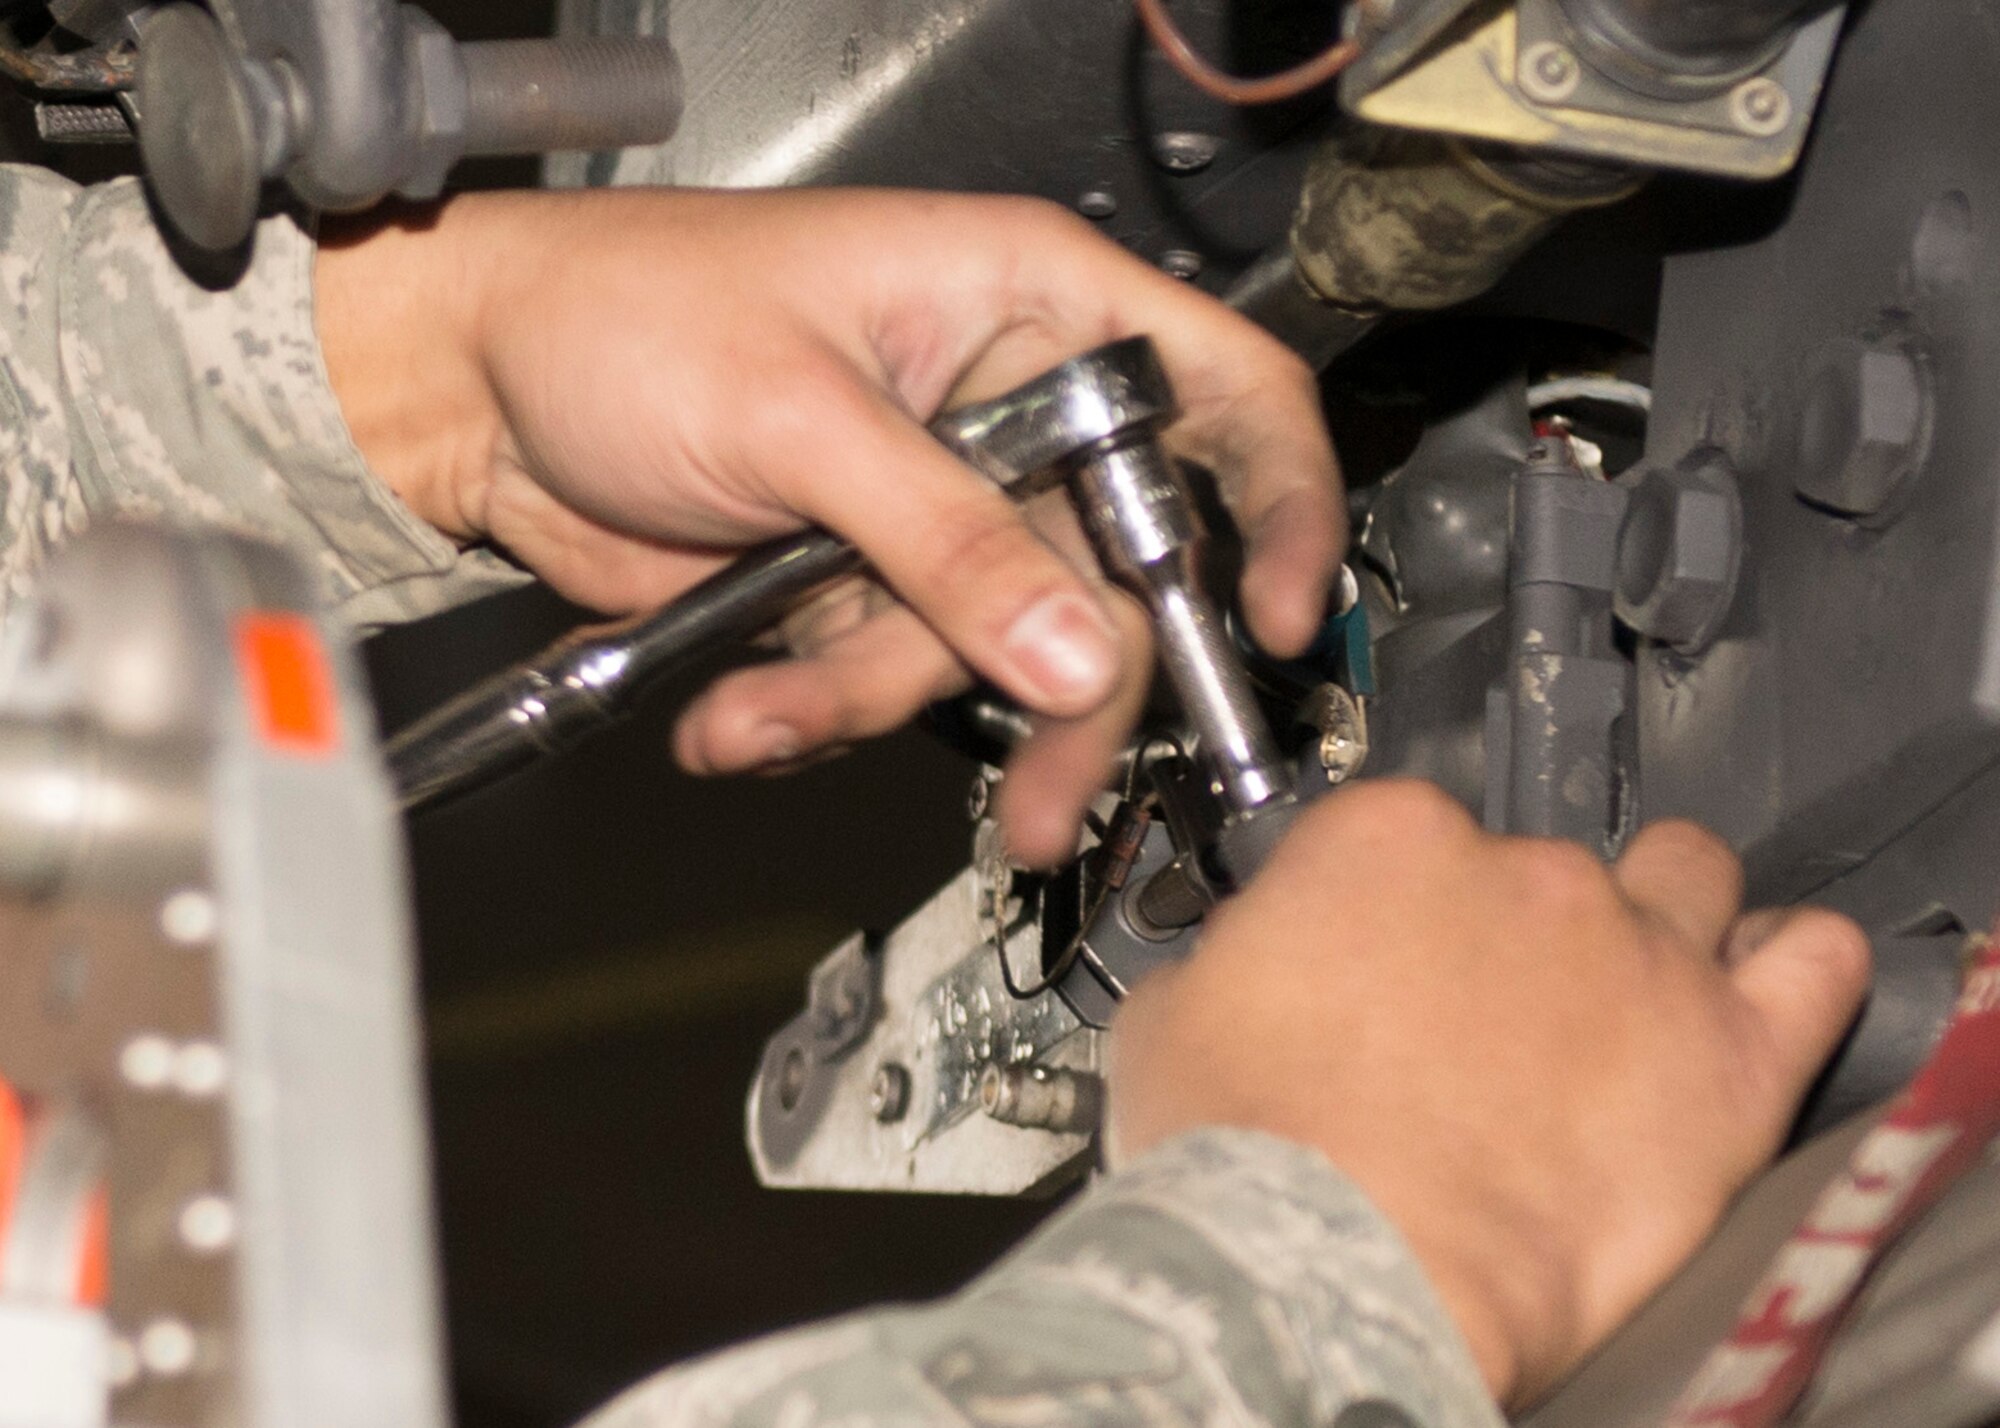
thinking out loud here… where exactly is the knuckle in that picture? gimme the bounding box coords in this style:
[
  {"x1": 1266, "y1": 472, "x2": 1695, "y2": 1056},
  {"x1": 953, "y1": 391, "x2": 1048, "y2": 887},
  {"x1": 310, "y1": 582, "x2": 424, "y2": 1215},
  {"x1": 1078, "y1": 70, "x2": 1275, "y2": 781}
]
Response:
[
  {"x1": 991, "y1": 193, "x2": 1091, "y2": 244},
  {"x1": 1638, "y1": 818, "x2": 1742, "y2": 884},
  {"x1": 1792, "y1": 908, "x2": 1874, "y2": 978},
  {"x1": 1513, "y1": 838, "x2": 1614, "y2": 916},
  {"x1": 1267, "y1": 345, "x2": 1317, "y2": 397},
  {"x1": 927, "y1": 505, "x2": 1060, "y2": 603},
  {"x1": 1338, "y1": 778, "x2": 1477, "y2": 843}
]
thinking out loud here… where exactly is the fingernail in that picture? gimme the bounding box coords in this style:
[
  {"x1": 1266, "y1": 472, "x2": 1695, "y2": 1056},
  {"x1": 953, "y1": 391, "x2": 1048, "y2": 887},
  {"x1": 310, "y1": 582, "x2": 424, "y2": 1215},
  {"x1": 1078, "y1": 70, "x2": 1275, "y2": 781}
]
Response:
[
  {"x1": 1003, "y1": 593, "x2": 1117, "y2": 708},
  {"x1": 747, "y1": 721, "x2": 802, "y2": 768}
]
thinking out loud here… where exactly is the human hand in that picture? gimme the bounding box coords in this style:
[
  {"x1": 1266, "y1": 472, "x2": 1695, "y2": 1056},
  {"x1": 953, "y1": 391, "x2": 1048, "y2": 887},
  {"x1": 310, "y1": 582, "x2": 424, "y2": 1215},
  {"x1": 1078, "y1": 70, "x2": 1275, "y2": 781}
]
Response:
[
  {"x1": 1106, "y1": 781, "x2": 1871, "y2": 1407},
  {"x1": 314, "y1": 188, "x2": 1340, "y2": 863}
]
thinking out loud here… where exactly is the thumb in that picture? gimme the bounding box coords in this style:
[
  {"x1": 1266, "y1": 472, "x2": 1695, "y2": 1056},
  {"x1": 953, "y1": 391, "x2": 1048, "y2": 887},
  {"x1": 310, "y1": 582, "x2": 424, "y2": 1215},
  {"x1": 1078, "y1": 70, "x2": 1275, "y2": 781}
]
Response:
[
  {"x1": 1728, "y1": 907, "x2": 1874, "y2": 1113},
  {"x1": 769, "y1": 365, "x2": 1124, "y2": 722}
]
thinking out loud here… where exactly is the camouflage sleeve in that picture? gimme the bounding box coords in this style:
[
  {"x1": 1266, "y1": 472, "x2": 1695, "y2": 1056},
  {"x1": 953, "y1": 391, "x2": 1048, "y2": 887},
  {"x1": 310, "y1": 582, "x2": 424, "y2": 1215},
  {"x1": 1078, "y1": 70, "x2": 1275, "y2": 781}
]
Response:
[
  {"x1": 580, "y1": 1128, "x2": 1508, "y2": 1428},
  {"x1": 0, "y1": 163, "x2": 530, "y2": 628}
]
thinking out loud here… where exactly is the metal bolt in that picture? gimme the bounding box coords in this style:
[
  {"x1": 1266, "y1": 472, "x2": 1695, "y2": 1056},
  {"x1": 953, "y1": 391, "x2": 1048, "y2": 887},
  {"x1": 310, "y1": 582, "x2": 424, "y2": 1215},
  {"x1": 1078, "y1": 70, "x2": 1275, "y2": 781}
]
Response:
[
  {"x1": 869, "y1": 1062, "x2": 911, "y2": 1123},
  {"x1": 177, "y1": 1194, "x2": 237, "y2": 1254},
  {"x1": 1160, "y1": 250, "x2": 1204, "y2": 281},
  {"x1": 1076, "y1": 189, "x2": 1118, "y2": 220},
  {"x1": 137, "y1": 1318, "x2": 197, "y2": 1377},
  {"x1": 159, "y1": 889, "x2": 217, "y2": 946},
  {"x1": 1729, "y1": 76, "x2": 1791, "y2": 136},
  {"x1": 966, "y1": 774, "x2": 992, "y2": 822},
  {"x1": 1519, "y1": 42, "x2": 1581, "y2": 104},
  {"x1": 1151, "y1": 131, "x2": 1221, "y2": 175},
  {"x1": 1614, "y1": 458, "x2": 1742, "y2": 653},
  {"x1": 978, "y1": 1063, "x2": 1102, "y2": 1133},
  {"x1": 1303, "y1": 684, "x2": 1370, "y2": 785},
  {"x1": 118, "y1": 1035, "x2": 175, "y2": 1090},
  {"x1": 1794, "y1": 339, "x2": 1930, "y2": 522}
]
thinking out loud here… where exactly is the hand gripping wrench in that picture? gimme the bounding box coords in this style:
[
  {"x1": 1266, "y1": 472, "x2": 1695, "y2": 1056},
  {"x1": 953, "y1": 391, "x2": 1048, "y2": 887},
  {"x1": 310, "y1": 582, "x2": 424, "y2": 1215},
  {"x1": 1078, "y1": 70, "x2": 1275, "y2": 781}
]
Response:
[{"x1": 387, "y1": 336, "x2": 1298, "y2": 889}]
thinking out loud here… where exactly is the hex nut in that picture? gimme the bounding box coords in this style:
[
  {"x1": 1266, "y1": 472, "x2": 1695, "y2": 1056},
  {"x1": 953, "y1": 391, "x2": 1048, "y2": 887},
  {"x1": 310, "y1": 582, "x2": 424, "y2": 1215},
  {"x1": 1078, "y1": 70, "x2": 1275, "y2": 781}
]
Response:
[
  {"x1": 1794, "y1": 338, "x2": 1931, "y2": 523},
  {"x1": 1614, "y1": 458, "x2": 1742, "y2": 653}
]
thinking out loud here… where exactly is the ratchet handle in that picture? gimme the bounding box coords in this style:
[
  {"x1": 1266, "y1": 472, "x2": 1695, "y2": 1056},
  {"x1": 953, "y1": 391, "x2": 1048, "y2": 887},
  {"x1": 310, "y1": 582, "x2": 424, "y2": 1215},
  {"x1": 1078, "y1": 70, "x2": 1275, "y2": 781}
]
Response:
[{"x1": 388, "y1": 530, "x2": 860, "y2": 813}]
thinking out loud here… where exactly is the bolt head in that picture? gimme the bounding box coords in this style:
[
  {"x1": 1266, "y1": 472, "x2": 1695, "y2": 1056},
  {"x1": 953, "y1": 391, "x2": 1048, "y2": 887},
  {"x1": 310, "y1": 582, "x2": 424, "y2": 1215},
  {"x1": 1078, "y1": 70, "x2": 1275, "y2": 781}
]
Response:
[
  {"x1": 1160, "y1": 250, "x2": 1204, "y2": 280},
  {"x1": 1795, "y1": 339, "x2": 1929, "y2": 522},
  {"x1": 1151, "y1": 131, "x2": 1221, "y2": 174},
  {"x1": 1076, "y1": 189, "x2": 1118, "y2": 220},
  {"x1": 1614, "y1": 458, "x2": 1742, "y2": 653}
]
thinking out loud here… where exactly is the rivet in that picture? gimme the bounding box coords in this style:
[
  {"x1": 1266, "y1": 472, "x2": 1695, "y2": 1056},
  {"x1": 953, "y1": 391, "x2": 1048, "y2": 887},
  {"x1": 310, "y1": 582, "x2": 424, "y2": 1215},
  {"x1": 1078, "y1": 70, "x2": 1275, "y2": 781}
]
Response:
[{"x1": 1519, "y1": 41, "x2": 1581, "y2": 104}]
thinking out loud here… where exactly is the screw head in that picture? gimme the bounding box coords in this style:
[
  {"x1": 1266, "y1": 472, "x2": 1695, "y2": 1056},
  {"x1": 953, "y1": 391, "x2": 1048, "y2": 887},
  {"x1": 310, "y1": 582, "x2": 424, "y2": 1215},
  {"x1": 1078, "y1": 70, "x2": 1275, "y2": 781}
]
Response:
[
  {"x1": 869, "y1": 1062, "x2": 911, "y2": 1122},
  {"x1": 1519, "y1": 41, "x2": 1580, "y2": 104},
  {"x1": 1160, "y1": 250, "x2": 1204, "y2": 280},
  {"x1": 1076, "y1": 189, "x2": 1118, "y2": 220},
  {"x1": 137, "y1": 1318, "x2": 197, "y2": 1377},
  {"x1": 159, "y1": 889, "x2": 217, "y2": 946},
  {"x1": 1151, "y1": 131, "x2": 1221, "y2": 175},
  {"x1": 178, "y1": 1195, "x2": 237, "y2": 1254},
  {"x1": 1729, "y1": 76, "x2": 1791, "y2": 136},
  {"x1": 118, "y1": 1035, "x2": 174, "y2": 1090}
]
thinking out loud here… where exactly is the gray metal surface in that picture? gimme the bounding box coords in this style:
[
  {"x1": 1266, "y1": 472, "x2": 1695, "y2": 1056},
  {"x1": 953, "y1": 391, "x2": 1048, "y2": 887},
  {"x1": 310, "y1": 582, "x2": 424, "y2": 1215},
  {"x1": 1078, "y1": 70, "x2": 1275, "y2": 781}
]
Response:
[
  {"x1": 1487, "y1": 440, "x2": 1632, "y2": 851},
  {"x1": 553, "y1": 0, "x2": 1340, "y2": 293},
  {"x1": 1345, "y1": 0, "x2": 1844, "y2": 179},
  {"x1": 747, "y1": 862, "x2": 1100, "y2": 1196},
  {"x1": 0, "y1": 525, "x2": 448, "y2": 1428},
  {"x1": 1629, "y1": 0, "x2": 2000, "y2": 908}
]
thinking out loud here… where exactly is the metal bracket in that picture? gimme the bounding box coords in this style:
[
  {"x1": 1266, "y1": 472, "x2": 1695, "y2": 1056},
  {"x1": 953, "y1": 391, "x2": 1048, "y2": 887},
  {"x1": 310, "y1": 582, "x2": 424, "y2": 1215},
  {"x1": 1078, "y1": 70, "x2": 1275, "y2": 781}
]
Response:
[{"x1": 1341, "y1": 0, "x2": 1845, "y2": 179}]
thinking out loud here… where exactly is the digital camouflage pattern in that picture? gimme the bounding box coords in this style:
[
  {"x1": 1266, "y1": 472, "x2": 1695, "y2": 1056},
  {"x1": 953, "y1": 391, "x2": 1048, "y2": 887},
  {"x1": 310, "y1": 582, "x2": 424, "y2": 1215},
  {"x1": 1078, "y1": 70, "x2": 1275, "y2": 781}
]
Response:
[
  {"x1": 0, "y1": 164, "x2": 528, "y2": 628},
  {"x1": 582, "y1": 1129, "x2": 1503, "y2": 1428},
  {"x1": 0, "y1": 159, "x2": 1504, "y2": 1427}
]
